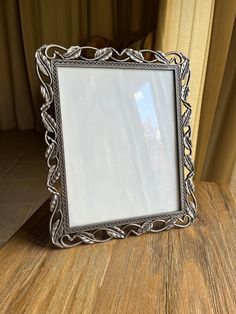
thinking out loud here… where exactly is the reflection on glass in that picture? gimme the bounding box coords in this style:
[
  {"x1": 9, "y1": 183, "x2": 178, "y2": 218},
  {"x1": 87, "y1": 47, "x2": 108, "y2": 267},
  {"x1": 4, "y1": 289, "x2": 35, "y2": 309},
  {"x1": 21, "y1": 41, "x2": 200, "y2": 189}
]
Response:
[
  {"x1": 135, "y1": 82, "x2": 161, "y2": 171},
  {"x1": 132, "y1": 77, "x2": 178, "y2": 216}
]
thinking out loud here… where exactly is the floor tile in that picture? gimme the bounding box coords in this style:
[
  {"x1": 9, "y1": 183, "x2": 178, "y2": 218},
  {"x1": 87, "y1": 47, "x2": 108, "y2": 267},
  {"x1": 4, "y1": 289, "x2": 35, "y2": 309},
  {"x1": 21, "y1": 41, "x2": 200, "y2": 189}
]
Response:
[
  {"x1": 0, "y1": 130, "x2": 50, "y2": 247},
  {"x1": 0, "y1": 202, "x2": 33, "y2": 246},
  {"x1": 0, "y1": 148, "x2": 24, "y2": 162},
  {"x1": 26, "y1": 186, "x2": 50, "y2": 220},
  {"x1": 28, "y1": 133, "x2": 46, "y2": 149},
  {"x1": 0, "y1": 130, "x2": 36, "y2": 149},
  {"x1": 0, "y1": 180, "x2": 44, "y2": 203},
  {"x1": 3, "y1": 163, "x2": 47, "y2": 181},
  {"x1": 18, "y1": 148, "x2": 46, "y2": 163},
  {"x1": 0, "y1": 162, "x2": 13, "y2": 179}
]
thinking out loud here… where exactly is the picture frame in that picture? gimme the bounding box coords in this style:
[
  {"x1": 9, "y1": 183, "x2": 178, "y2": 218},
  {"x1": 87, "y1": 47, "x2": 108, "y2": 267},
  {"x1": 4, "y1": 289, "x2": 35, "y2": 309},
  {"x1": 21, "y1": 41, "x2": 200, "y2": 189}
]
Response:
[{"x1": 35, "y1": 45, "x2": 196, "y2": 248}]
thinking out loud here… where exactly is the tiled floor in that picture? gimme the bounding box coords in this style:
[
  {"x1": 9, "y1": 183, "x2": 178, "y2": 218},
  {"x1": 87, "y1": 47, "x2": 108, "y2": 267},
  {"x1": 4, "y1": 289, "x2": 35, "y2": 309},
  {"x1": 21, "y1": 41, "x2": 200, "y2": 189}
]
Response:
[{"x1": 0, "y1": 130, "x2": 49, "y2": 247}]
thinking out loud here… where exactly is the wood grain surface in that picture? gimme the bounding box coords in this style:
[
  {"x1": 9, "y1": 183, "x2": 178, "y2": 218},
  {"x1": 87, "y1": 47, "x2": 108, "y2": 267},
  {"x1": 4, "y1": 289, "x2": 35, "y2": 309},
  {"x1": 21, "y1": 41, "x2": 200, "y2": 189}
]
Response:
[{"x1": 0, "y1": 182, "x2": 236, "y2": 314}]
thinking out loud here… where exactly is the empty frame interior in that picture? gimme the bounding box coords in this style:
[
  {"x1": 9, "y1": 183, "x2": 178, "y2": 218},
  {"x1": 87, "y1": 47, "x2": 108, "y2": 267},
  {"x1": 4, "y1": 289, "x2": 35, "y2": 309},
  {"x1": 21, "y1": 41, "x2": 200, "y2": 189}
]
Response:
[{"x1": 56, "y1": 65, "x2": 181, "y2": 228}]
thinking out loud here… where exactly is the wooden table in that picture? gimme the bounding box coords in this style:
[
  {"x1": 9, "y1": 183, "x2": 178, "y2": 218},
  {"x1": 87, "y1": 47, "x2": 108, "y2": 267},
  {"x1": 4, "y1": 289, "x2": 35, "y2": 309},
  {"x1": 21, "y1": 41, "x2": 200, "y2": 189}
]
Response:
[{"x1": 0, "y1": 182, "x2": 236, "y2": 314}]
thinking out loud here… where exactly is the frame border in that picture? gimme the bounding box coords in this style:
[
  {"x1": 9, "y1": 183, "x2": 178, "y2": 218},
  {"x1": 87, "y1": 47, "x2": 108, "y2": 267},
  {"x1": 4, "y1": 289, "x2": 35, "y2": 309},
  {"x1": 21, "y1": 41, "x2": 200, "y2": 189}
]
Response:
[{"x1": 35, "y1": 45, "x2": 196, "y2": 248}]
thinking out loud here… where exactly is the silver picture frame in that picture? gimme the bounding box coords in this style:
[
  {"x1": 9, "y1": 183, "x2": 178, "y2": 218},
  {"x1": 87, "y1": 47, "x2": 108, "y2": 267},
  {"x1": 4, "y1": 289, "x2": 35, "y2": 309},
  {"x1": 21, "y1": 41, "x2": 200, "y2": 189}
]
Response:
[{"x1": 35, "y1": 45, "x2": 196, "y2": 248}]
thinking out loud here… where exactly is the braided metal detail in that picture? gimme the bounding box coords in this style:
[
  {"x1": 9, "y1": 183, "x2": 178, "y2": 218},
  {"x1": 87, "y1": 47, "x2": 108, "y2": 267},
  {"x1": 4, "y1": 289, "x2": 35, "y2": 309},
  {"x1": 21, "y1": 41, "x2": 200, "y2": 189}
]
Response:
[{"x1": 35, "y1": 45, "x2": 196, "y2": 248}]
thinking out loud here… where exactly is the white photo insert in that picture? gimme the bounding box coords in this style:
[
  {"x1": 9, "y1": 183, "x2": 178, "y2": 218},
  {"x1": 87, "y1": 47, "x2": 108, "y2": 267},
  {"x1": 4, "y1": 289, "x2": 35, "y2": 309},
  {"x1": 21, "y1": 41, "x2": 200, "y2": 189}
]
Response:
[{"x1": 57, "y1": 66, "x2": 180, "y2": 228}]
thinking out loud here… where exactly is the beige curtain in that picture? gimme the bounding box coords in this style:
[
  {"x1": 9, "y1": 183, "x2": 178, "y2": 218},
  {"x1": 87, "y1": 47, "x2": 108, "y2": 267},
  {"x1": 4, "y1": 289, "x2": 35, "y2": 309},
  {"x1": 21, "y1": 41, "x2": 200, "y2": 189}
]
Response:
[
  {"x1": 154, "y1": 0, "x2": 215, "y2": 158},
  {"x1": 154, "y1": 0, "x2": 236, "y2": 193},
  {"x1": 195, "y1": 0, "x2": 236, "y2": 192},
  {"x1": 0, "y1": 0, "x2": 158, "y2": 130}
]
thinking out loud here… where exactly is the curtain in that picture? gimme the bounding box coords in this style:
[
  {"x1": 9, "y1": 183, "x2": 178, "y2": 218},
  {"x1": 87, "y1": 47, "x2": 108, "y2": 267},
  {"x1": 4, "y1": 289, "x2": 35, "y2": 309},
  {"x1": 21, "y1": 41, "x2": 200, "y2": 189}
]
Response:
[
  {"x1": 0, "y1": 0, "x2": 158, "y2": 130},
  {"x1": 154, "y1": 0, "x2": 215, "y2": 158},
  {"x1": 0, "y1": 1, "x2": 35, "y2": 130},
  {"x1": 154, "y1": 0, "x2": 236, "y2": 194},
  {"x1": 195, "y1": 0, "x2": 236, "y2": 193}
]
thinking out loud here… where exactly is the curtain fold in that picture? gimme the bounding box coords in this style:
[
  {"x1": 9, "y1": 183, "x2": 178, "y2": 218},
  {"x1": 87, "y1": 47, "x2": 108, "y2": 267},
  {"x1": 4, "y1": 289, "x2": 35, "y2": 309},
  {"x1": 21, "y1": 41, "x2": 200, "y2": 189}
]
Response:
[
  {"x1": 154, "y1": 0, "x2": 236, "y2": 193},
  {"x1": 195, "y1": 0, "x2": 236, "y2": 190},
  {"x1": 0, "y1": 1, "x2": 35, "y2": 129},
  {"x1": 196, "y1": 16, "x2": 236, "y2": 191},
  {"x1": 154, "y1": 0, "x2": 215, "y2": 158}
]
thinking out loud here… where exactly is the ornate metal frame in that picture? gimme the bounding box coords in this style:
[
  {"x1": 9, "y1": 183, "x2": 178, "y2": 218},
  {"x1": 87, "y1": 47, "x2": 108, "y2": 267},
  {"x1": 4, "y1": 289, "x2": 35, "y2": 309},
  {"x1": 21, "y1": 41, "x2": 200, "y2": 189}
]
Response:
[{"x1": 35, "y1": 45, "x2": 196, "y2": 248}]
